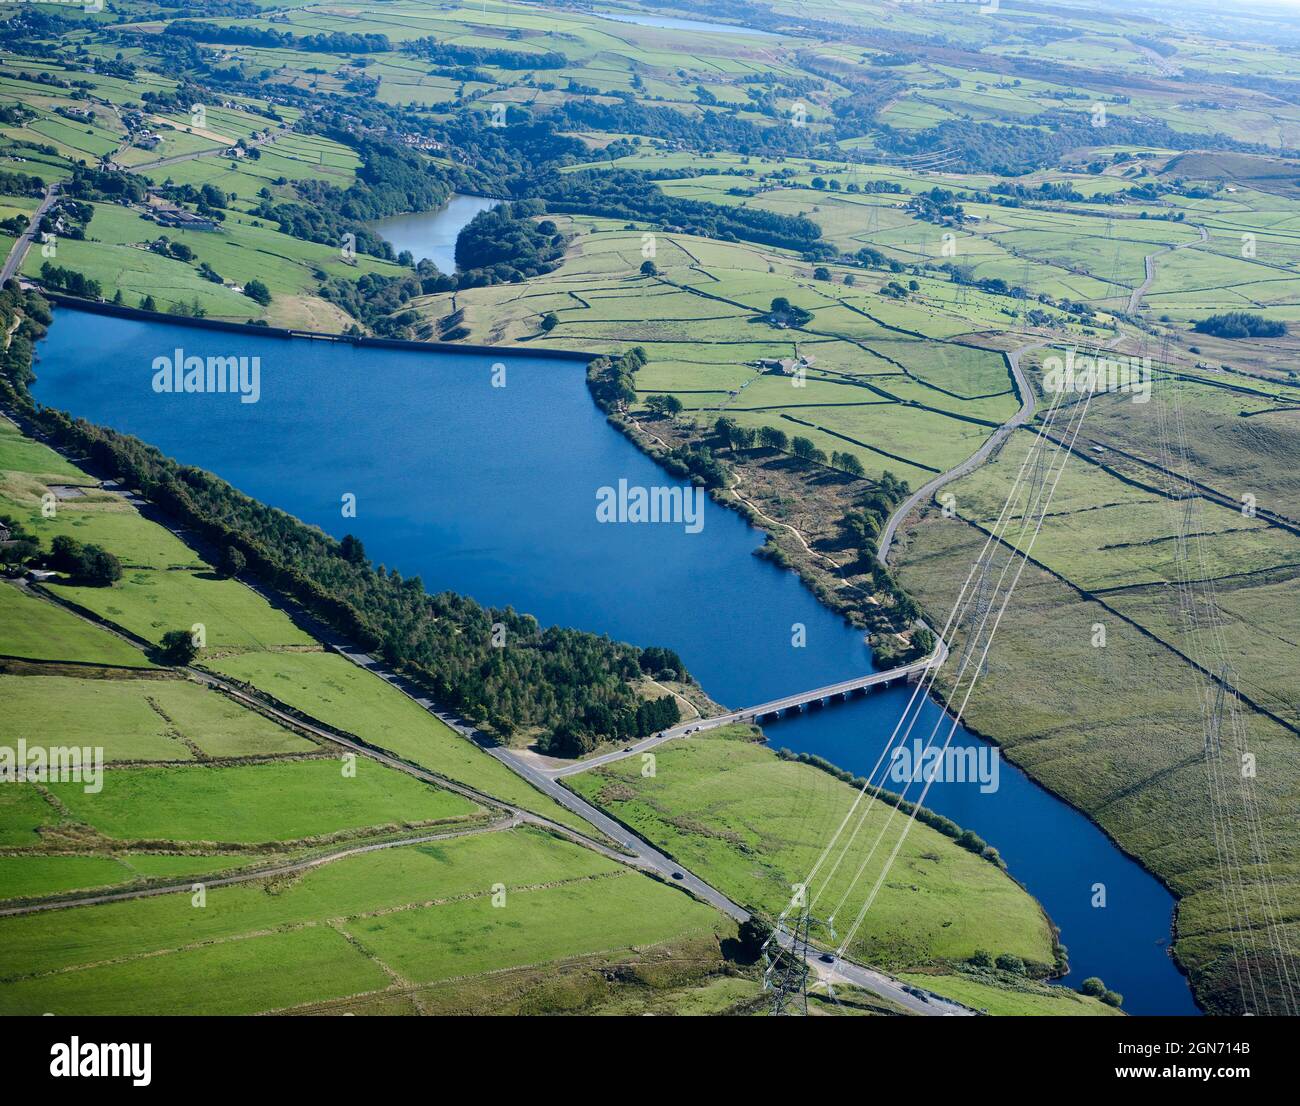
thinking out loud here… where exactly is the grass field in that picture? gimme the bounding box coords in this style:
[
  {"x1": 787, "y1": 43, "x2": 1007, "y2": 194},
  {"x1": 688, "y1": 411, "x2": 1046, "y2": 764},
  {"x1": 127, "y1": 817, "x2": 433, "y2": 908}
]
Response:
[
  {"x1": 899, "y1": 970, "x2": 1122, "y2": 1015},
  {"x1": 0, "y1": 852, "x2": 282, "y2": 903},
  {"x1": 207, "y1": 649, "x2": 598, "y2": 835},
  {"x1": 894, "y1": 504, "x2": 1300, "y2": 1014},
  {"x1": 51, "y1": 570, "x2": 317, "y2": 650},
  {"x1": 0, "y1": 583, "x2": 154, "y2": 668},
  {"x1": 0, "y1": 828, "x2": 725, "y2": 1015},
  {"x1": 46, "y1": 757, "x2": 478, "y2": 846},
  {"x1": 0, "y1": 673, "x2": 314, "y2": 762},
  {"x1": 0, "y1": 925, "x2": 389, "y2": 1017},
  {"x1": 568, "y1": 725, "x2": 1056, "y2": 971}
]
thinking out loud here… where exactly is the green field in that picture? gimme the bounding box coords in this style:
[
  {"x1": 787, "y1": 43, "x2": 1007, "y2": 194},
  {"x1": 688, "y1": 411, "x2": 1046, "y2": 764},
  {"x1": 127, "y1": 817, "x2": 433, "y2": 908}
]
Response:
[
  {"x1": 898, "y1": 971, "x2": 1123, "y2": 1016},
  {"x1": 46, "y1": 758, "x2": 478, "y2": 845},
  {"x1": 208, "y1": 649, "x2": 598, "y2": 835},
  {"x1": 0, "y1": 673, "x2": 315, "y2": 762},
  {"x1": 569, "y1": 726, "x2": 1056, "y2": 971},
  {"x1": 0, "y1": 828, "x2": 724, "y2": 1015},
  {"x1": 0, "y1": 852, "x2": 273, "y2": 903},
  {"x1": 0, "y1": 583, "x2": 153, "y2": 668}
]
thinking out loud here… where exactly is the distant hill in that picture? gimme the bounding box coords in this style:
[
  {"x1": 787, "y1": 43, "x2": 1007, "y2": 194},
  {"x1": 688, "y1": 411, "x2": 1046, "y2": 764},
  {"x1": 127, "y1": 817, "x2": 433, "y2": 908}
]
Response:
[{"x1": 1162, "y1": 151, "x2": 1300, "y2": 199}]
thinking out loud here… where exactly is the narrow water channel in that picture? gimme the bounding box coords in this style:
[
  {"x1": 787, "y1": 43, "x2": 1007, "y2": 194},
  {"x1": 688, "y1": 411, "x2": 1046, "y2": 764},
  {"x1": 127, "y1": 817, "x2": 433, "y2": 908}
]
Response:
[{"x1": 29, "y1": 311, "x2": 1199, "y2": 1015}]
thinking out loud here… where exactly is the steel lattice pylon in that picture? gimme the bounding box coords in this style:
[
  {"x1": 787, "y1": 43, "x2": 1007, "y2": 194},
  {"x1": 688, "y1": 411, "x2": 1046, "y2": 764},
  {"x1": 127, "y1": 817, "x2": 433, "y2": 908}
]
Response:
[
  {"x1": 763, "y1": 908, "x2": 812, "y2": 1016},
  {"x1": 958, "y1": 556, "x2": 994, "y2": 678}
]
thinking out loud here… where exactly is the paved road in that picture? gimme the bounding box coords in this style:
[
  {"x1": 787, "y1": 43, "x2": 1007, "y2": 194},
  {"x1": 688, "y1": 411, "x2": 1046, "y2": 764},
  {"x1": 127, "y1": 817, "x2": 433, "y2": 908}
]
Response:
[
  {"x1": 877, "y1": 338, "x2": 1045, "y2": 563},
  {"x1": 0, "y1": 184, "x2": 57, "y2": 285},
  {"x1": 1127, "y1": 223, "x2": 1209, "y2": 315}
]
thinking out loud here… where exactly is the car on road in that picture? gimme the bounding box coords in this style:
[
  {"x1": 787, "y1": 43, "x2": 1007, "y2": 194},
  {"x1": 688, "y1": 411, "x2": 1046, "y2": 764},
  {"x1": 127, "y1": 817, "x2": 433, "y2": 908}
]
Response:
[{"x1": 671, "y1": 871, "x2": 684, "y2": 880}]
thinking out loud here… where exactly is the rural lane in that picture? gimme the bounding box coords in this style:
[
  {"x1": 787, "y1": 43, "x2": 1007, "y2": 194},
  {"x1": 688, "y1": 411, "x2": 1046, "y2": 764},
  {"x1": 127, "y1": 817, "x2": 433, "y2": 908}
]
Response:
[
  {"x1": 1127, "y1": 223, "x2": 1209, "y2": 315},
  {"x1": 0, "y1": 184, "x2": 58, "y2": 286},
  {"x1": 876, "y1": 337, "x2": 1044, "y2": 563}
]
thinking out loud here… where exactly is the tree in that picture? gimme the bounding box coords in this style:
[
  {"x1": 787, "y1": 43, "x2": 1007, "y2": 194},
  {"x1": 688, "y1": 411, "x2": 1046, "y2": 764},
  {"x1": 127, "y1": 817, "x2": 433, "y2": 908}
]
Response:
[
  {"x1": 995, "y1": 954, "x2": 1026, "y2": 975},
  {"x1": 768, "y1": 296, "x2": 812, "y2": 327},
  {"x1": 244, "y1": 278, "x2": 272, "y2": 306},
  {"x1": 339, "y1": 534, "x2": 367, "y2": 565},
  {"x1": 539, "y1": 310, "x2": 558, "y2": 332},
  {"x1": 759, "y1": 425, "x2": 788, "y2": 451},
  {"x1": 813, "y1": 266, "x2": 831, "y2": 281},
  {"x1": 645, "y1": 393, "x2": 682, "y2": 417},
  {"x1": 159, "y1": 628, "x2": 198, "y2": 666},
  {"x1": 791, "y1": 435, "x2": 816, "y2": 460},
  {"x1": 218, "y1": 545, "x2": 246, "y2": 578},
  {"x1": 81, "y1": 545, "x2": 122, "y2": 585},
  {"x1": 1080, "y1": 976, "x2": 1106, "y2": 997},
  {"x1": 834, "y1": 450, "x2": 864, "y2": 477},
  {"x1": 640, "y1": 259, "x2": 658, "y2": 276},
  {"x1": 736, "y1": 916, "x2": 773, "y2": 962},
  {"x1": 48, "y1": 534, "x2": 120, "y2": 584}
]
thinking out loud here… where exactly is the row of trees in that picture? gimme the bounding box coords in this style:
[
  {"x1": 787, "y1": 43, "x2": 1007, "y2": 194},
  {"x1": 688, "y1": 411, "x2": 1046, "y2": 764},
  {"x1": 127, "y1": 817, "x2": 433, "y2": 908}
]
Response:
[
  {"x1": 165, "y1": 21, "x2": 391, "y2": 53},
  {"x1": 539, "y1": 169, "x2": 822, "y2": 252},
  {"x1": 711, "y1": 417, "x2": 867, "y2": 477},
  {"x1": 401, "y1": 36, "x2": 567, "y2": 70},
  {"x1": 38, "y1": 262, "x2": 102, "y2": 300},
  {"x1": 876, "y1": 114, "x2": 1265, "y2": 176}
]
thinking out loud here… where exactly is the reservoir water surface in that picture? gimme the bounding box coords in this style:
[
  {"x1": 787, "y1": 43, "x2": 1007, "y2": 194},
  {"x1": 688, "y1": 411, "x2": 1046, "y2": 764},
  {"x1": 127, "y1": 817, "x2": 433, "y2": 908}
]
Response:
[{"x1": 30, "y1": 310, "x2": 1199, "y2": 1015}]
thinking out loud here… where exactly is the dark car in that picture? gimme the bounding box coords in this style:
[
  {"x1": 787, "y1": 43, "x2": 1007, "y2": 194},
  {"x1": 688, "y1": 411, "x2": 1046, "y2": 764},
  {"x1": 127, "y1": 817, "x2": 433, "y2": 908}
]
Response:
[{"x1": 671, "y1": 871, "x2": 684, "y2": 880}]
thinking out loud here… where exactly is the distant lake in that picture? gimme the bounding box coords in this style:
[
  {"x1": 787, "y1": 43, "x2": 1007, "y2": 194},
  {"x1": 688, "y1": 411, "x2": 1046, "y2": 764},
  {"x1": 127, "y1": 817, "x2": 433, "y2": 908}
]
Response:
[
  {"x1": 32, "y1": 309, "x2": 1198, "y2": 1015},
  {"x1": 369, "y1": 195, "x2": 500, "y2": 275},
  {"x1": 593, "y1": 11, "x2": 779, "y2": 37}
]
